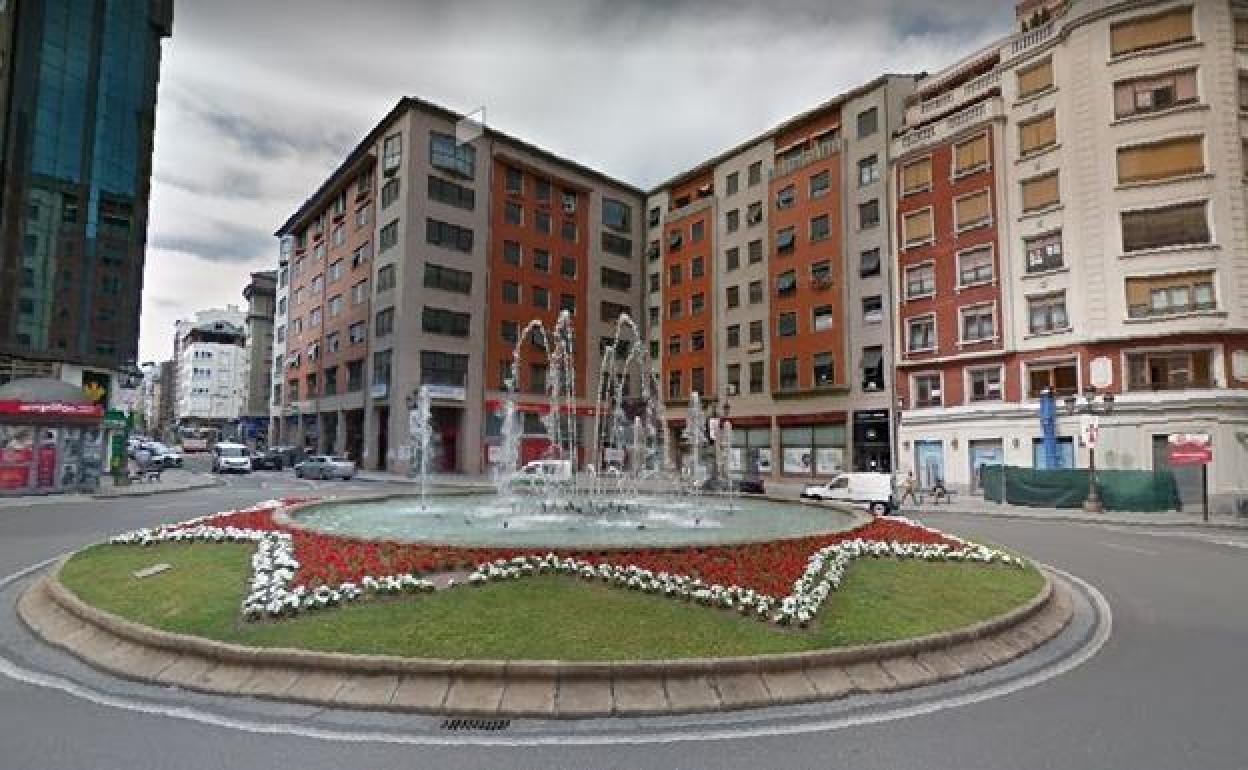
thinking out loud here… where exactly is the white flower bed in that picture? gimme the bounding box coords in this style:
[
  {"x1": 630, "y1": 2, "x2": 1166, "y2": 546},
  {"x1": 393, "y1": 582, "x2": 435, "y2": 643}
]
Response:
[{"x1": 109, "y1": 507, "x2": 1023, "y2": 627}]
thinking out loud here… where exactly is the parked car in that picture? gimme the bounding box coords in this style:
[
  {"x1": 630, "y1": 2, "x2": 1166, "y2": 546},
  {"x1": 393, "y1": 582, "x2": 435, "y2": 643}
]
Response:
[
  {"x1": 144, "y1": 441, "x2": 184, "y2": 468},
  {"x1": 294, "y1": 455, "x2": 356, "y2": 480},
  {"x1": 509, "y1": 459, "x2": 574, "y2": 488},
  {"x1": 212, "y1": 442, "x2": 253, "y2": 474},
  {"x1": 268, "y1": 445, "x2": 301, "y2": 467},
  {"x1": 801, "y1": 472, "x2": 895, "y2": 515},
  {"x1": 250, "y1": 448, "x2": 286, "y2": 471},
  {"x1": 698, "y1": 477, "x2": 766, "y2": 495}
]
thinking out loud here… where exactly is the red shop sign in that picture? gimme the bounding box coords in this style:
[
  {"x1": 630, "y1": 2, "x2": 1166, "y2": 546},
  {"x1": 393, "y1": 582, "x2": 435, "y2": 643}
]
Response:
[
  {"x1": 1167, "y1": 433, "x2": 1212, "y2": 466},
  {"x1": 0, "y1": 401, "x2": 104, "y2": 418}
]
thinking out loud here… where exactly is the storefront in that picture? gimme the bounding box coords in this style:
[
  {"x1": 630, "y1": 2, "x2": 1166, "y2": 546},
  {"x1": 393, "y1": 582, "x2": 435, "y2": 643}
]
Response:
[
  {"x1": 777, "y1": 413, "x2": 847, "y2": 478},
  {"x1": 725, "y1": 416, "x2": 772, "y2": 476},
  {"x1": 0, "y1": 379, "x2": 105, "y2": 495},
  {"x1": 483, "y1": 400, "x2": 589, "y2": 469},
  {"x1": 852, "y1": 410, "x2": 892, "y2": 472}
]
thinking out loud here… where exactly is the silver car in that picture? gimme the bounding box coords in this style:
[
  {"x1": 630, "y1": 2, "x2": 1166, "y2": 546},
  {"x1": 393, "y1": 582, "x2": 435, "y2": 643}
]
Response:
[{"x1": 294, "y1": 455, "x2": 356, "y2": 480}]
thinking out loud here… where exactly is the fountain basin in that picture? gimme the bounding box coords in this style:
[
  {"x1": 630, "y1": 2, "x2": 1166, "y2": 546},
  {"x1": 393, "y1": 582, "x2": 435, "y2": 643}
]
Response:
[{"x1": 282, "y1": 492, "x2": 864, "y2": 548}]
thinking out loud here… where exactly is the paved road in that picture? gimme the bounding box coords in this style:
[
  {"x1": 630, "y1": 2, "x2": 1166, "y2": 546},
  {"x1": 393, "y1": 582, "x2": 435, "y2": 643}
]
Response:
[{"x1": 1, "y1": 480, "x2": 1245, "y2": 769}]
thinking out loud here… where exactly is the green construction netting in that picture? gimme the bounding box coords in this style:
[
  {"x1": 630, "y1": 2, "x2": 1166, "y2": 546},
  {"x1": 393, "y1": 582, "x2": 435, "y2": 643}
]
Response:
[{"x1": 980, "y1": 465, "x2": 1180, "y2": 512}]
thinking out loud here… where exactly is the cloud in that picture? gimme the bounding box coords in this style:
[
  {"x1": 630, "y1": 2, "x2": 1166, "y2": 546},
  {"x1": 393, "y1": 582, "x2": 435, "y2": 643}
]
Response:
[{"x1": 138, "y1": 0, "x2": 1014, "y2": 362}]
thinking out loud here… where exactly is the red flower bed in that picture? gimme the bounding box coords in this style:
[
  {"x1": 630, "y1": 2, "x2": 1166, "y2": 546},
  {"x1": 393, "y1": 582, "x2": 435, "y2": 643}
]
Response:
[{"x1": 182, "y1": 503, "x2": 962, "y2": 597}]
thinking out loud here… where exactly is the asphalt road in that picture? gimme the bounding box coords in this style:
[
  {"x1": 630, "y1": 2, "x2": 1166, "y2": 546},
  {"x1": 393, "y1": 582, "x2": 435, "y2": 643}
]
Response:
[{"x1": 1, "y1": 477, "x2": 1246, "y2": 770}]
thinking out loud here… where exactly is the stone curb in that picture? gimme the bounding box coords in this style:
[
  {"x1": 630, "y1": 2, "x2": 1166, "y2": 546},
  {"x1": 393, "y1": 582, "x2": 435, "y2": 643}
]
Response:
[
  {"x1": 18, "y1": 558, "x2": 1070, "y2": 718},
  {"x1": 91, "y1": 476, "x2": 225, "y2": 500},
  {"x1": 923, "y1": 508, "x2": 1248, "y2": 531}
]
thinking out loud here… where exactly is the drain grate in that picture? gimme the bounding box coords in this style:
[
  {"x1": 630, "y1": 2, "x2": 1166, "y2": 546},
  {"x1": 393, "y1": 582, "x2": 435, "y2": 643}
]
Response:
[{"x1": 440, "y1": 718, "x2": 511, "y2": 731}]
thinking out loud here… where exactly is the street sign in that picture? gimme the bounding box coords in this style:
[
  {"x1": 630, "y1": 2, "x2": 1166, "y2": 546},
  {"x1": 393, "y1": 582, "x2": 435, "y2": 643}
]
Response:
[
  {"x1": 1167, "y1": 433, "x2": 1212, "y2": 466},
  {"x1": 1079, "y1": 415, "x2": 1099, "y2": 449}
]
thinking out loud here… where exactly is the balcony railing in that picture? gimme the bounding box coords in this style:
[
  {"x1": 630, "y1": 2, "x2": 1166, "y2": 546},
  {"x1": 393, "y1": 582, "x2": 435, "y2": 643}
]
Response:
[
  {"x1": 894, "y1": 96, "x2": 1004, "y2": 157},
  {"x1": 666, "y1": 195, "x2": 712, "y2": 222},
  {"x1": 1127, "y1": 301, "x2": 1217, "y2": 319},
  {"x1": 1005, "y1": 19, "x2": 1055, "y2": 59},
  {"x1": 770, "y1": 138, "x2": 842, "y2": 180},
  {"x1": 909, "y1": 70, "x2": 1002, "y2": 124}
]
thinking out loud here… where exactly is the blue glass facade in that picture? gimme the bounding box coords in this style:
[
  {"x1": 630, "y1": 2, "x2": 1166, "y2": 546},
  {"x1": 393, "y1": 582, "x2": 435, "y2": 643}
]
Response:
[{"x1": 0, "y1": 0, "x2": 172, "y2": 369}]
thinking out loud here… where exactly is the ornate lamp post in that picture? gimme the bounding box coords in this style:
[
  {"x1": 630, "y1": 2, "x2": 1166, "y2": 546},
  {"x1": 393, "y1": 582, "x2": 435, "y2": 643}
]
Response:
[{"x1": 1063, "y1": 386, "x2": 1115, "y2": 513}]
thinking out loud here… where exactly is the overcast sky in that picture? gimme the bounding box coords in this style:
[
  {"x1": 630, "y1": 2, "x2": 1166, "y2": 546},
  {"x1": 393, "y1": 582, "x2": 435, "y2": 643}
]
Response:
[{"x1": 139, "y1": 0, "x2": 1014, "y2": 363}]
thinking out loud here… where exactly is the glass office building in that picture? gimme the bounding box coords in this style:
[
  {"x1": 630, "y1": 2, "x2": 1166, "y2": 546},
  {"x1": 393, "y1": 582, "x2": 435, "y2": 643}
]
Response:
[{"x1": 0, "y1": 0, "x2": 173, "y2": 382}]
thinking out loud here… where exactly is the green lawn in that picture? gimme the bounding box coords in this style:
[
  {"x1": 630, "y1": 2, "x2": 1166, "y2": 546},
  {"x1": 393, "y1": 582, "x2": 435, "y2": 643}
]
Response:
[{"x1": 60, "y1": 542, "x2": 1044, "y2": 660}]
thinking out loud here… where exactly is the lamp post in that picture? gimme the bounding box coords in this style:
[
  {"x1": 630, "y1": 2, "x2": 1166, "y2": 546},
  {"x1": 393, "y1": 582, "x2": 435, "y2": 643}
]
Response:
[{"x1": 1063, "y1": 386, "x2": 1115, "y2": 513}]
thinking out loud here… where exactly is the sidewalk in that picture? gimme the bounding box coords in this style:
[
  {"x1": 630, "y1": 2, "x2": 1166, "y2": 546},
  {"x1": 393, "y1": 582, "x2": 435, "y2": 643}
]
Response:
[
  {"x1": 0, "y1": 470, "x2": 221, "y2": 508},
  {"x1": 903, "y1": 493, "x2": 1248, "y2": 530}
]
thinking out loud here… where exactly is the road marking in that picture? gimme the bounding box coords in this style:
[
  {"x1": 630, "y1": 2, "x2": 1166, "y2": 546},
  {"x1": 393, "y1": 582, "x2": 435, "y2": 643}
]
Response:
[
  {"x1": 0, "y1": 563, "x2": 1112, "y2": 747},
  {"x1": 1100, "y1": 542, "x2": 1158, "y2": 556}
]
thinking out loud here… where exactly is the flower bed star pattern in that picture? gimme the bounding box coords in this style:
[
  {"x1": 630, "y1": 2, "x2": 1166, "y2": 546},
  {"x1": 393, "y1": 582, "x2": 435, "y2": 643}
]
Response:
[{"x1": 109, "y1": 498, "x2": 1025, "y2": 627}]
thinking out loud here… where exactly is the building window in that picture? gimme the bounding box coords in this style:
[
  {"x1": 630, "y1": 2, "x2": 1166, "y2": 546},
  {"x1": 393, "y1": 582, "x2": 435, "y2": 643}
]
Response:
[
  {"x1": 912, "y1": 373, "x2": 942, "y2": 407},
  {"x1": 862, "y1": 296, "x2": 883, "y2": 324},
  {"x1": 776, "y1": 184, "x2": 796, "y2": 210},
  {"x1": 648, "y1": 206, "x2": 661, "y2": 228},
  {"x1": 309, "y1": 307, "x2": 322, "y2": 327},
  {"x1": 958, "y1": 245, "x2": 994, "y2": 286},
  {"x1": 668, "y1": 335, "x2": 681, "y2": 356},
  {"x1": 669, "y1": 298, "x2": 682, "y2": 320},
  {"x1": 1028, "y1": 292, "x2": 1069, "y2": 334},
  {"x1": 534, "y1": 210, "x2": 551, "y2": 235},
  {"x1": 812, "y1": 352, "x2": 835, "y2": 387},
  {"x1": 776, "y1": 226, "x2": 796, "y2": 252},
  {"x1": 422, "y1": 306, "x2": 471, "y2": 337},
  {"x1": 381, "y1": 178, "x2": 400, "y2": 209},
  {"x1": 328, "y1": 294, "x2": 343, "y2": 317},
  {"x1": 777, "y1": 270, "x2": 797, "y2": 297},
  {"x1": 903, "y1": 208, "x2": 933, "y2": 247},
  {"x1": 421, "y1": 351, "x2": 469, "y2": 387},
  {"x1": 535, "y1": 178, "x2": 551, "y2": 202},
  {"x1": 857, "y1": 107, "x2": 878, "y2": 138},
  {"x1": 858, "y1": 154, "x2": 879, "y2": 187},
  {"x1": 349, "y1": 321, "x2": 367, "y2": 344},
  {"x1": 725, "y1": 171, "x2": 740, "y2": 195},
  {"x1": 1121, "y1": 201, "x2": 1209, "y2": 252},
  {"x1": 328, "y1": 260, "x2": 344, "y2": 283},
  {"x1": 561, "y1": 220, "x2": 577, "y2": 242},
  {"x1": 691, "y1": 256, "x2": 704, "y2": 278},
  {"x1": 1026, "y1": 360, "x2": 1077, "y2": 398},
  {"x1": 1017, "y1": 57, "x2": 1054, "y2": 99},
  {"x1": 691, "y1": 220, "x2": 705, "y2": 242},
  {"x1": 747, "y1": 202, "x2": 763, "y2": 226},
  {"x1": 383, "y1": 133, "x2": 402, "y2": 172},
  {"x1": 861, "y1": 346, "x2": 884, "y2": 391},
  {"x1": 1114, "y1": 69, "x2": 1198, "y2": 119},
  {"x1": 351, "y1": 278, "x2": 369, "y2": 304},
  {"x1": 502, "y1": 280, "x2": 519, "y2": 304},
  {"x1": 375, "y1": 307, "x2": 395, "y2": 337},
  {"x1": 429, "y1": 131, "x2": 476, "y2": 177},
  {"x1": 905, "y1": 263, "x2": 934, "y2": 299},
  {"x1": 748, "y1": 161, "x2": 762, "y2": 186},
  {"x1": 810, "y1": 260, "x2": 832, "y2": 287},
  {"x1": 501, "y1": 320, "x2": 518, "y2": 344},
  {"x1": 727, "y1": 324, "x2": 740, "y2": 348},
  {"x1": 907, "y1": 315, "x2": 936, "y2": 352},
  {"x1": 726, "y1": 209, "x2": 740, "y2": 233},
  {"x1": 426, "y1": 218, "x2": 474, "y2": 251},
  {"x1": 725, "y1": 247, "x2": 740, "y2": 271},
  {"x1": 749, "y1": 361, "x2": 764, "y2": 393},
  {"x1": 691, "y1": 293, "x2": 705, "y2": 315},
  {"x1": 1025, "y1": 231, "x2": 1064, "y2": 272},
  {"x1": 969, "y1": 367, "x2": 1003, "y2": 402},
  {"x1": 600, "y1": 266, "x2": 631, "y2": 291},
  {"x1": 669, "y1": 263, "x2": 682, "y2": 286},
  {"x1": 560, "y1": 294, "x2": 576, "y2": 313},
  {"x1": 505, "y1": 166, "x2": 523, "y2": 194},
  {"x1": 691, "y1": 330, "x2": 705, "y2": 351},
  {"x1": 602, "y1": 232, "x2": 633, "y2": 257},
  {"x1": 504, "y1": 201, "x2": 522, "y2": 225},
  {"x1": 1125, "y1": 271, "x2": 1216, "y2": 318},
  {"x1": 1019, "y1": 113, "x2": 1057, "y2": 156},
  {"x1": 1021, "y1": 172, "x2": 1059, "y2": 213},
  {"x1": 1110, "y1": 6, "x2": 1193, "y2": 57},
  {"x1": 748, "y1": 239, "x2": 763, "y2": 263},
  {"x1": 810, "y1": 214, "x2": 830, "y2": 241},
  {"x1": 749, "y1": 320, "x2": 764, "y2": 344},
  {"x1": 689, "y1": 368, "x2": 706, "y2": 397},
  {"x1": 1127, "y1": 349, "x2": 1212, "y2": 391},
  {"x1": 953, "y1": 133, "x2": 989, "y2": 176},
  {"x1": 859, "y1": 199, "x2": 880, "y2": 229},
  {"x1": 600, "y1": 301, "x2": 630, "y2": 323},
  {"x1": 778, "y1": 357, "x2": 798, "y2": 391},
  {"x1": 726, "y1": 285, "x2": 740, "y2": 308},
  {"x1": 379, "y1": 220, "x2": 399, "y2": 252},
  {"x1": 428, "y1": 175, "x2": 475, "y2": 210},
  {"x1": 857, "y1": 248, "x2": 880, "y2": 278},
  {"x1": 806, "y1": 170, "x2": 830, "y2": 199},
  {"x1": 955, "y1": 189, "x2": 992, "y2": 231},
  {"x1": 748, "y1": 280, "x2": 763, "y2": 304},
  {"x1": 648, "y1": 306, "x2": 659, "y2": 326},
  {"x1": 812, "y1": 305, "x2": 834, "y2": 332},
  {"x1": 668, "y1": 370, "x2": 682, "y2": 400},
  {"x1": 901, "y1": 157, "x2": 932, "y2": 195},
  {"x1": 961, "y1": 304, "x2": 994, "y2": 342},
  {"x1": 1117, "y1": 135, "x2": 1203, "y2": 185},
  {"x1": 352, "y1": 242, "x2": 372, "y2": 267},
  {"x1": 561, "y1": 256, "x2": 577, "y2": 278},
  {"x1": 726, "y1": 363, "x2": 741, "y2": 393},
  {"x1": 532, "y1": 286, "x2": 549, "y2": 309},
  {"x1": 423, "y1": 263, "x2": 472, "y2": 294},
  {"x1": 777, "y1": 312, "x2": 797, "y2": 337},
  {"x1": 650, "y1": 273, "x2": 661, "y2": 293}
]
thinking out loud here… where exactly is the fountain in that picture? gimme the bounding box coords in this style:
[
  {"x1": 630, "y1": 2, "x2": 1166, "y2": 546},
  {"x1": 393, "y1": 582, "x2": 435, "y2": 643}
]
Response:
[
  {"x1": 408, "y1": 385, "x2": 433, "y2": 509},
  {"x1": 288, "y1": 312, "x2": 859, "y2": 548}
]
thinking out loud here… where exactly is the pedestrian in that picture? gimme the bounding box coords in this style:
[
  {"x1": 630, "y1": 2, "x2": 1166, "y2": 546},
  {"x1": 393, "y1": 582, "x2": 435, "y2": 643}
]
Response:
[
  {"x1": 931, "y1": 477, "x2": 948, "y2": 504},
  {"x1": 898, "y1": 471, "x2": 920, "y2": 507},
  {"x1": 136, "y1": 444, "x2": 152, "y2": 472}
]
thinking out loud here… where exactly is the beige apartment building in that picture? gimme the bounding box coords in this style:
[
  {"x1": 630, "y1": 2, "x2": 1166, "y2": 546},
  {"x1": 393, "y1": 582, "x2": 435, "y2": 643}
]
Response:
[{"x1": 891, "y1": 0, "x2": 1248, "y2": 511}]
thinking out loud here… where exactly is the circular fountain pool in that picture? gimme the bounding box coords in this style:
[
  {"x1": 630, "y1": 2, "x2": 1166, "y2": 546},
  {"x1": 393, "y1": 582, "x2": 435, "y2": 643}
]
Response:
[{"x1": 287, "y1": 493, "x2": 861, "y2": 548}]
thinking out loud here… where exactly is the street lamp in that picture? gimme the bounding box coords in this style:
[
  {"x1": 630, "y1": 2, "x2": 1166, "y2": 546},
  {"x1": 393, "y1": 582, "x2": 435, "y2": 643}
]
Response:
[{"x1": 1063, "y1": 386, "x2": 1115, "y2": 513}]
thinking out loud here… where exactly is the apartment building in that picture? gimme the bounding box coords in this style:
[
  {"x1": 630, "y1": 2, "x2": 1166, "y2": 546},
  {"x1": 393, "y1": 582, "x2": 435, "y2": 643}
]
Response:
[
  {"x1": 891, "y1": 0, "x2": 1248, "y2": 511},
  {"x1": 649, "y1": 76, "x2": 915, "y2": 479},
  {"x1": 174, "y1": 306, "x2": 249, "y2": 434},
  {"x1": 241, "y1": 270, "x2": 276, "y2": 444},
  {"x1": 271, "y1": 98, "x2": 644, "y2": 473}
]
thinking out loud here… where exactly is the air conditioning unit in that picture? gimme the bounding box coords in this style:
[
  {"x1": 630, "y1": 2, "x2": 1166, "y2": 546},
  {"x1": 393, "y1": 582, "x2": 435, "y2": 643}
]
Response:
[{"x1": 726, "y1": 384, "x2": 738, "y2": 396}]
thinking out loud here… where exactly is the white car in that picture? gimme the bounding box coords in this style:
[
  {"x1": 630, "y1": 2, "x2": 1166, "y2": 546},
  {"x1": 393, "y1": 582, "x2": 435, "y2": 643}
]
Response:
[
  {"x1": 212, "y1": 442, "x2": 253, "y2": 474},
  {"x1": 294, "y1": 455, "x2": 356, "y2": 480},
  {"x1": 510, "y1": 459, "x2": 574, "y2": 487},
  {"x1": 801, "y1": 472, "x2": 896, "y2": 515},
  {"x1": 144, "y1": 441, "x2": 183, "y2": 468}
]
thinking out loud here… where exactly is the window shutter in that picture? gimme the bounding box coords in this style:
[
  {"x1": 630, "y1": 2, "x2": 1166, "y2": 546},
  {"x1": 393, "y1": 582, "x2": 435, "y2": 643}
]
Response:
[
  {"x1": 904, "y1": 209, "x2": 933, "y2": 244},
  {"x1": 902, "y1": 158, "x2": 932, "y2": 193},
  {"x1": 955, "y1": 135, "x2": 988, "y2": 173},
  {"x1": 956, "y1": 190, "x2": 991, "y2": 229},
  {"x1": 1116, "y1": 136, "x2": 1203, "y2": 184},
  {"x1": 1111, "y1": 8, "x2": 1193, "y2": 56},
  {"x1": 1021, "y1": 173, "x2": 1059, "y2": 212},
  {"x1": 1017, "y1": 58, "x2": 1053, "y2": 98},
  {"x1": 1020, "y1": 114, "x2": 1056, "y2": 154}
]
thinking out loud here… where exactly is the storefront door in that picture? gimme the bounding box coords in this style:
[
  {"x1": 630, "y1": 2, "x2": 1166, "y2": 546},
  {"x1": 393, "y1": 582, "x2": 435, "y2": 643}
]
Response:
[
  {"x1": 968, "y1": 439, "x2": 1004, "y2": 492},
  {"x1": 914, "y1": 440, "x2": 944, "y2": 490}
]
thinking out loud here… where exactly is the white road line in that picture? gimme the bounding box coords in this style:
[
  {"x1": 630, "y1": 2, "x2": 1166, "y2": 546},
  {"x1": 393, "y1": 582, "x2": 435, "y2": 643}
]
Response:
[
  {"x1": 0, "y1": 563, "x2": 1112, "y2": 747},
  {"x1": 1100, "y1": 542, "x2": 1158, "y2": 556}
]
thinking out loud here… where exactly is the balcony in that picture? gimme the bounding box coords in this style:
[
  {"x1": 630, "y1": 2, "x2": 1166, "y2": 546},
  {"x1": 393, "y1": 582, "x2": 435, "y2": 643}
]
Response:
[
  {"x1": 1002, "y1": 19, "x2": 1055, "y2": 61},
  {"x1": 893, "y1": 96, "x2": 1004, "y2": 157},
  {"x1": 905, "y1": 70, "x2": 1002, "y2": 125},
  {"x1": 769, "y1": 137, "x2": 842, "y2": 180},
  {"x1": 666, "y1": 195, "x2": 712, "y2": 222}
]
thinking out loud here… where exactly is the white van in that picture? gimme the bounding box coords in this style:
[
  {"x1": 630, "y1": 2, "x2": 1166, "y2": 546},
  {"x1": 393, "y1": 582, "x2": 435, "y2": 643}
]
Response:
[
  {"x1": 801, "y1": 472, "x2": 895, "y2": 515},
  {"x1": 212, "y1": 442, "x2": 253, "y2": 474},
  {"x1": 511, "y1": 459, "x2": 574, "y2": 487}
]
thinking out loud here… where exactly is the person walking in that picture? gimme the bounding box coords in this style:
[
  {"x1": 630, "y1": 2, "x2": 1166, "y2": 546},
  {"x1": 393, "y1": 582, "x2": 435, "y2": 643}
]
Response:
[{"x1": 898, "y1": 471, "x2": 920, "y2": 507}]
